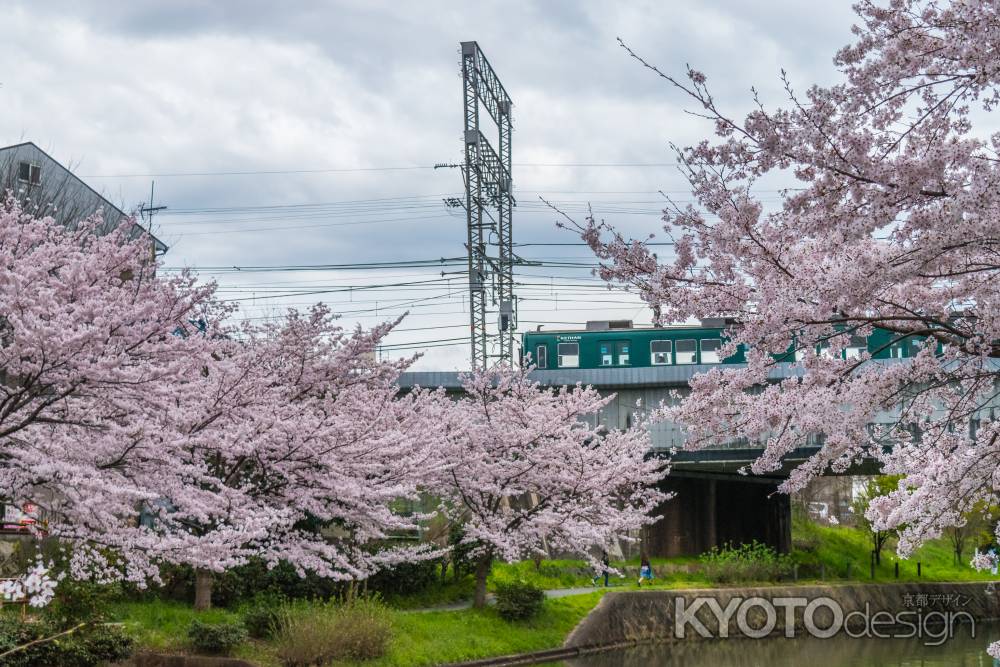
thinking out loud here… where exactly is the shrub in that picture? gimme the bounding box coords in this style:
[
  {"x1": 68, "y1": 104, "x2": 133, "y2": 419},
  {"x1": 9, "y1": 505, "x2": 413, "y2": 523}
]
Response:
[
  {"x1": 76, "y1": 623, "x2": 134, "y2": 664},
  {"x1": 242, "y1": 597, "x2": 283, "y2": 639},
  {"x1": 44, "y1": 579, "x2": 122, "y2": 627},
  {"x1": 187, "y1": 618, "x2": 247, "y2": 655},
  {"x1": 148, "y1": 560, "x2": 344, "y2": 607},
  {"x1": 366, "y1": 558, "x2": 443, "y2": 597},
  {"x1": 699, "y1": 541, "x2": 794, "y2": 584},
  {"x1": 0, "y1": 617, "x2": 133, "y2": 667},
  {"x1": 275, "y1": 598, "x2": 392, "y2": 665},
  {"x1": 494, "y1": 580, "x2": 545, "y2": 621},
  {"x1": 792, "y1": 535, "x2": 820, "y2": 554}
]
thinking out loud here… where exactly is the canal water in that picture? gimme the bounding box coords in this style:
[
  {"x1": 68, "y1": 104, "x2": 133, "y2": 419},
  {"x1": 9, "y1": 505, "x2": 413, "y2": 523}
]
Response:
[{"x1": 566, "y1": 620, "x2": 1000, "y2": 666}]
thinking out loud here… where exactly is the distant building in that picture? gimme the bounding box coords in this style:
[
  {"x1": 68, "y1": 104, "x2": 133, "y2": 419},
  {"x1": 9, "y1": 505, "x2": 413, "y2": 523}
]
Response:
[{"x1": 0, "y1": 141, "x2": 166, "y2": 255}]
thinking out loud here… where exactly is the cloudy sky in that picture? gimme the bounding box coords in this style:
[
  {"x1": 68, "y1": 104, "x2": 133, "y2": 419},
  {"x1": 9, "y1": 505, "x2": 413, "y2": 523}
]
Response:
[{"x1": 1, "y1": 1, "x2": 860, "y2": 370}]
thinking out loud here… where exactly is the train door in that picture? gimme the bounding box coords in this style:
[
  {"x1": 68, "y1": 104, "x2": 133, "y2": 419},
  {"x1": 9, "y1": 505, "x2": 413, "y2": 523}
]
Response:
[{"x1": 535, "y1": 343, "x2": 548, "y2": 369}]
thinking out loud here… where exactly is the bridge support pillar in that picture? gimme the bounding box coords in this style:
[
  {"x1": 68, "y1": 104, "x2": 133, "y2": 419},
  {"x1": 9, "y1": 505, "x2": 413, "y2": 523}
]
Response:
[{"x1": 644, "y1": 474, "x2": 791, "y2": 558}]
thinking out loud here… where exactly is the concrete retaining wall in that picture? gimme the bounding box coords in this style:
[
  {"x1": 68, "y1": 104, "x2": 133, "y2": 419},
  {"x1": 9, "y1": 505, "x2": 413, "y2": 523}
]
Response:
[{"x1": 565, "y1": 582, "x2": 1000, "y2": 648}]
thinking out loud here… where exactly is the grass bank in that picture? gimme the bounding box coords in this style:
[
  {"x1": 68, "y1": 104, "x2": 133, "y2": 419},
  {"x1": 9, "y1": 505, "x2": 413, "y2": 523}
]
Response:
[
  {"x1": 792, "y1": 519, "x2": 994, "y2": 583},
  {"x1": 111, "y1": 521, "x2": 995, "y2": 665},
  {"x1": 112, "y1": 593, "x2": 604, "y2": 667},
  {"x1": 489, "y1": 521, "x2": 994, "y2": 592}
]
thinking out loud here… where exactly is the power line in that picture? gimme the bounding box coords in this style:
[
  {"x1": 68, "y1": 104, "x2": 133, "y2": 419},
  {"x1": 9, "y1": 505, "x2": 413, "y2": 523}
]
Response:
[
  {"x1": 84, "y1": 165, "x2": 439, "y2": 178},
  {"x1": 159, "y1": 257, "x2": 606, "y2": 274},
  {"x1": 80, "y1": 162, "x2": 687, "y2": 179},
  {"x1": 162, "y1": 213, "x2": 457, "y2": 236},
  {"x1": 514, "y1": 241, "x2": 674, "y2": 247},
  {"x1": 218, "y1": 277, "x2": 460, "y2": 303},
  {"x1": 159, "y1": 258, "x2": 468, "y2": 273},
  {"x1": 155, "y1": 190, "x2": 793, "y2": 217},
  {"x1": 163, "y1": 193, "x2": 461, "y2": 214}
]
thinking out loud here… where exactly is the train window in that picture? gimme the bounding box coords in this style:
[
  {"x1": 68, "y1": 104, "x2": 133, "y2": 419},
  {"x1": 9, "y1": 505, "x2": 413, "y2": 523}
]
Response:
[
  {"x1": 700, "y1": 339, "x2": 722, "y2": 363},
  {"x1": 845, "y1": 335, "x2": 867, "y2": 360},
  {"x1": 558, "y1": 342, "x2": 579, "y2": 368},
  {"x1": 651, "y1": 340, "x2": 672, "y2": 365},
  {"x1": 599, "y1": 342, "x2": 613, "y2": 366},
  {"x1": 890, "y1": 338, "x2": 923, "y2": 358},
  {"x1": 536, "y1": 345, "x2": 547, "y2": 369},
  {"x1": 676, "y1": 339, "x2": 697, "y2": 364},
  {"x1": 616, "y1": 341, "x2": 630, "y2": 366}
]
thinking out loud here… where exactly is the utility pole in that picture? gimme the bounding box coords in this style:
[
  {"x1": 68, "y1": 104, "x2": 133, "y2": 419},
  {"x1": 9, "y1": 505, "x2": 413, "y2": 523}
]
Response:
[
  {"x1": 460, "y1": 41, "x2": 515, "y2": 371},
  {"x1": 139, "y1": 181, "x2": 167, "y2": 259}
]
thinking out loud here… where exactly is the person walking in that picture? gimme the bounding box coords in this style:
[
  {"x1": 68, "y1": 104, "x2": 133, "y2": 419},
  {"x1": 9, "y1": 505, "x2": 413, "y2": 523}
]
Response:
[
  {"x1": 638, "y1": 554, "x2": 653, "y2": 587},
  {"x1": 592, "y1": 550, "x2": 610, "y2": 587}
]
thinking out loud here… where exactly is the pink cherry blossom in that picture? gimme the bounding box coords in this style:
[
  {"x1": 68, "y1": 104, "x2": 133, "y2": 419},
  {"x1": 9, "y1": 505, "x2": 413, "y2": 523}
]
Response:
[
  {"x1": 582, "y1": 0, "x2": 1000, "y2": 582},
  {"x1": 0, "y1": 197, "x2": 223, "y2": 582},
  {"x1": 0, "y1": 199, "x2": 447, "y2": 608},
  {"x1": 0, "y1": 560, "x2": 62, "y2": 608},
  {"x1": 432, "y1": 365, "x2": 669, "y2": 607}
]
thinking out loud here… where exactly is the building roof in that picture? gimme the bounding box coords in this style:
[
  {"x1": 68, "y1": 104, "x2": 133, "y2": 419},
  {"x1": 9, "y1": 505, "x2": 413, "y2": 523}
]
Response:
[{"x1": 0, "y1": 142, "x2": 167, "y2": 254}]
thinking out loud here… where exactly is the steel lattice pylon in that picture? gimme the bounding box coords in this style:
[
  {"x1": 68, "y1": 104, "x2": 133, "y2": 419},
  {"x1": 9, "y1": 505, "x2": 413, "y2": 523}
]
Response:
[{"x1": 461, "y1": 41, "x2": 514, "y2": 371}]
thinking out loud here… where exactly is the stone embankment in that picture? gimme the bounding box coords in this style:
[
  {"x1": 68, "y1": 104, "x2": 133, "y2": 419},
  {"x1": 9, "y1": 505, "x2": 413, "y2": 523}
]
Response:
[{"x1": 564, "y1": 581, "x2": 1000, "y2": 648}]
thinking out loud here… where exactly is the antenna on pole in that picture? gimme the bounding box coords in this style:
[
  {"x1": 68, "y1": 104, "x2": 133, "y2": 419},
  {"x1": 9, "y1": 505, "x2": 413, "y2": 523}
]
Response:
[
  {"x1": 139, "y1": 181, "x2": 167, "y2": 261},
  {"x1": 459, "y1": 41, "x2": 515, "y2": 371},
  {"x1": 139, "y1": 181, "x2": 167, "y2": 254}
]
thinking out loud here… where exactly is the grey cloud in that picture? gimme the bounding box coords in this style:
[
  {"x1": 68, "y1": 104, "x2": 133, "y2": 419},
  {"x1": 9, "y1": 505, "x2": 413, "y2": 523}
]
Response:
[{"x1": 1, "y1": 0, "x2": 865, "y2": 369}]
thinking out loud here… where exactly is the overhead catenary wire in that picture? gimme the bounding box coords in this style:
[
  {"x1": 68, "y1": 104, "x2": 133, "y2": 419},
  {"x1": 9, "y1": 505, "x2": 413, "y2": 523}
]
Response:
[
  {"x1": 82, "y1": 162, "x2": 694, "y2": 179},
  {"x1": 159, "y1": 257, "x2": 469, "y2": 273},
  {"x1": 135, "y1": 183, "x2": 698, "y2": 360}
]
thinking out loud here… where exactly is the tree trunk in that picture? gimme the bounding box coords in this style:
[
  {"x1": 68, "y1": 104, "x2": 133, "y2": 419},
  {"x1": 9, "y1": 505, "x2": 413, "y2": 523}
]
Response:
[
  {"x1": 194, "y1": 569, "x2": 213, "y2": 611},
  {"x1": 473, "y1": 556, "x2": 492, "y2": 609}
]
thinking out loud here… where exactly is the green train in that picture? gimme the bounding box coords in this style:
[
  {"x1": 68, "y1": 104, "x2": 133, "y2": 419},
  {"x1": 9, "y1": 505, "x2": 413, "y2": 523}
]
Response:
[{"x1": 521, "y1": 319, "x2": 924, "y2": 370}]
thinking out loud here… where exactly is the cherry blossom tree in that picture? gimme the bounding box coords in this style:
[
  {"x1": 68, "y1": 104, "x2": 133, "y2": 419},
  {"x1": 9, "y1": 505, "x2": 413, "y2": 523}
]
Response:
[
  {"x1": 0, "y1": 198, "x2": 221, "y2": 581},
  {"x1": 433, "y1": 365, "x2": 668, "y2": 608},
  {"x1": 0, "y1": 201, "x2": 446, "y2": 609},
  {"x1": 117, "y1": 305, "x2": 448, "y2": 609},
  {"x1": 581, "y1": 2, "x2": 1000, "y2": 651}
]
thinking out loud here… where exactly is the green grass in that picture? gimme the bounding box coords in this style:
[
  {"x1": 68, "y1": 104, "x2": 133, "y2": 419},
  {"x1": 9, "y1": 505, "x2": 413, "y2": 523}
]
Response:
[
  {"x1": 493, "y1": 522, "x2": 994, "y2": 592},
  {"x1": 111, "y1": 599, "x2": 241, "y2": 651},
  {"x1": 110, "y1": 599, "x2": 275, "y2": 665},
  {"x1": 359, "y1": 593, "x2": 603, "y2": 667},
  {"x1": 792, "y1": 518, "x2": 995, "y2": 583},
  {"x1": 110, "y1": 521, "x2": 995, "y2": 666},
  {"x1": 491, "y1": 559, "x2": 596, "y2": 589},
  {"x1": 490, "y1": 555, "x2": 706, "y2": 592},
  {"x1": 112, "y1": 593, "x2": 604, "y2": 667},
  {"x1": 382, "y1": 577, "x2": 475, "y2": 610}
]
